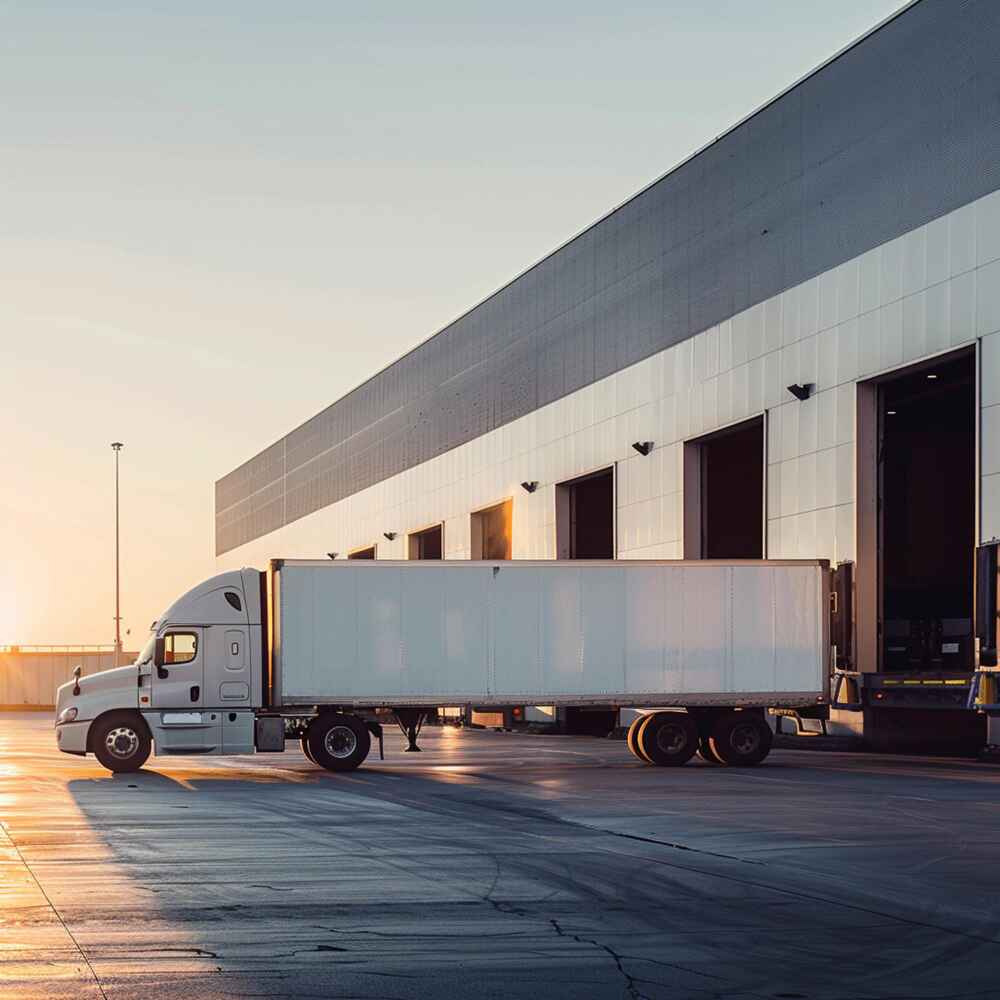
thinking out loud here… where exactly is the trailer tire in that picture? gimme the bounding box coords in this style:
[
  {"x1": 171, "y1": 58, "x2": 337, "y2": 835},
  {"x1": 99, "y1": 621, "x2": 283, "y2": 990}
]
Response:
[
  {"x1": 626, "y1": 715, "x2": 651, "y2": 762},
  {"x1": 307, "y1": 714, "x2": 371, "y2": 773},
  {"x1": 300, "y1": 736, "x2": 316, "y2": 764},
  {"x1": 636, "y1": 712, "x2": 698, "y2": 766},
  {"x1": 697, "y1": 740, "x2": 724, "y2": 765},
  {"x1": 707, "y1": 713, "x2": 772, "y2": 766},
  {"x1": 91, "y1": 712, "x2": 151, "y2": 773}
]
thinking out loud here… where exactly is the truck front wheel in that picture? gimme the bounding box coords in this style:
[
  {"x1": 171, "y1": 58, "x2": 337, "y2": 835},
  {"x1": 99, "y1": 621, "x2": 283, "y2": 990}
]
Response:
[
  {"x1": 92, "y1": 712, "x2": 151, "y2": 773},
  {"x1": 307, "y1": 714, "x2": 371, "y2": 772}
]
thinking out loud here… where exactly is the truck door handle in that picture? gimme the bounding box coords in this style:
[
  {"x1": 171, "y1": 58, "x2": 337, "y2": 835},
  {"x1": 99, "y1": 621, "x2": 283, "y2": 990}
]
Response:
[{"x1": 190, "y1": 685, "x2": 200, "y2": 702}]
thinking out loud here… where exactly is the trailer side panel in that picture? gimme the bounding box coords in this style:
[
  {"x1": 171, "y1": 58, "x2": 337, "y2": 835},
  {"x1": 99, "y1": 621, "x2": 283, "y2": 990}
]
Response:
[{"x1": 272, "y1": 560, "x2": 828, "y2": 708}]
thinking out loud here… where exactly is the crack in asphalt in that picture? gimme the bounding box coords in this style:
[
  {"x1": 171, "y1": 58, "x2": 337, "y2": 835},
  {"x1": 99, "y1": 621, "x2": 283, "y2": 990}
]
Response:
[
  {"x1": 602, "y1": 828, "x2": 765, "y2": 865},
  {"x1": 549, "y1": 916, "x2": 652, "y2": 1000},
  {"x1": 485, "y1": 895, "x2": 731, "y2": 999}
]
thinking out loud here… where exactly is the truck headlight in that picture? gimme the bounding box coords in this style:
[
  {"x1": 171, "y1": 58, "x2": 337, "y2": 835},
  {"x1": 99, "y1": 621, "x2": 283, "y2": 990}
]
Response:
[{"x1": 56, "y1": 706, "x2": 78, "y2": 725}]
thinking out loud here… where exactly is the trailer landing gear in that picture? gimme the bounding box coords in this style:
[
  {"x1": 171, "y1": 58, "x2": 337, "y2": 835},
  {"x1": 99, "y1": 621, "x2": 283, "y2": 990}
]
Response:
[
  {"x1": 395, "y1": 709, "x2": 426, "y2": 752},
  {"x1": 626, "y1": 709, "x2": 772, "y2": 766}
]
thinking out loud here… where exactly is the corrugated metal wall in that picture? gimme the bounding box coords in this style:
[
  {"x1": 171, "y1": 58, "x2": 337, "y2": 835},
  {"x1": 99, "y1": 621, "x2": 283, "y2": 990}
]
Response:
[
  {"x1": 216, "y1": 0, "x2": 1000, "y2": 555},
  {"x1": 0, "y1": 650, "x2": 137, "y2": 709}
]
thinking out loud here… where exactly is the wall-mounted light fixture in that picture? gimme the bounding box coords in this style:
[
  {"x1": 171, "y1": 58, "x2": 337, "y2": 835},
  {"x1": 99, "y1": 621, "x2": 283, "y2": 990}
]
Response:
[
  {"x1": 383, "y1": 531, "x2": 397, "y2": 541},
  {"x1": 327, "y1": 552, "x2": 338, "y2": 560},
  {"x1": 631, "y1": 441, "x2": 653, "y2": 457},
  {"x1": 520, "y1": 481, "x2": 539, "y2": 493},
  {"x1": 786, "y1": 383, "x2": 814, "y2": 402}
]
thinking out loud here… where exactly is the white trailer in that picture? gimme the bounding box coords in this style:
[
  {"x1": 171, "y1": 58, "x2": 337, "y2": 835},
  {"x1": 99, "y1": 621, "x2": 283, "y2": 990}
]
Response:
[{"x1": 55, "y1": 558, "x2": 831, "y2": 773}]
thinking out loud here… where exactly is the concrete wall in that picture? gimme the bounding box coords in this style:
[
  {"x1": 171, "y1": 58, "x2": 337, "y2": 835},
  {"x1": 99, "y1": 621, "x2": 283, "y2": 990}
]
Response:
[
  {"x1": 217, "y1": 188, "x2": 1000, "y2": 574},
  {"x1": 0, "y1": 649, "x2": 137, "y2": 709}
]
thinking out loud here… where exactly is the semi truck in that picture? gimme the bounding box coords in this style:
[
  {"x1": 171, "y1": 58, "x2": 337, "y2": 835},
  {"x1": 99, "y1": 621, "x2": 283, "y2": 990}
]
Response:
[{"x1": 54, "y1": 557, "x2": 999, "y2": 774}]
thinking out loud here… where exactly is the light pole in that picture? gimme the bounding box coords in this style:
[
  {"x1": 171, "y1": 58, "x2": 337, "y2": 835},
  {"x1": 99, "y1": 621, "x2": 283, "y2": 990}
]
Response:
[{"x1": 111, "y1": 442, "x2": 123, "y2": 666}]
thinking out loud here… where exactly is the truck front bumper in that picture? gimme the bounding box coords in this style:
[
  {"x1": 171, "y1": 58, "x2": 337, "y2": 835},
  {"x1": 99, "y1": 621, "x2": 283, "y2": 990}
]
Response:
[{"x1": 55, "y1": 720, "x2": 90, "y2": 755}]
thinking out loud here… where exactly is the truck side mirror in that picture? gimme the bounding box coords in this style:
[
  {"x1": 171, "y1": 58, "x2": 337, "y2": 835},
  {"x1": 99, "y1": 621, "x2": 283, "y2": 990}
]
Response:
[{"x1": 154, "y1": 637, "x2": 169, "y2": 678}]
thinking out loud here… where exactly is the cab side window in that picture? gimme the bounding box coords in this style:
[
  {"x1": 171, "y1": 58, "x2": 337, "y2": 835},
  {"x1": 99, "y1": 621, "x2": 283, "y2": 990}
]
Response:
[{"x1": 163, "y1": 632, "x2": 197, "y2": 665}]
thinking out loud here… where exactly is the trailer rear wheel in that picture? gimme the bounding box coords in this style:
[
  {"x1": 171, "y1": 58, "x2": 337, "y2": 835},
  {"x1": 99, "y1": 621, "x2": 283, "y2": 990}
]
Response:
[
  {"x1": 707, "y1": 713, "x2": 772, "y2": 766},
  {"x1": 626, "y1": 715, "x2": 651, "y2": 762},
  {"x1": 300, "y1": 736, "x2": 316, "y2": 764},
  {"x1": 636, "y1": 712, "x2": 698, "y2": 766},
  {"x1": 697, "y1": 740, "x2": 724, "y2": 765},
  {"x1": 307, "y1": 714, "x2": 371, "y2": 772}
]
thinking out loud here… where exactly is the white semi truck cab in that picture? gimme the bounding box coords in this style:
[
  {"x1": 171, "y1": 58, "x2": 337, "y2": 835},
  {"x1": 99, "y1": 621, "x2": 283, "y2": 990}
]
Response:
[
  {"x1": 55, "y1": 557, "x2": 1000, "y2": 775},
  {"x1": 56, "y1": 568, "x2": 270, "y2": 770}
]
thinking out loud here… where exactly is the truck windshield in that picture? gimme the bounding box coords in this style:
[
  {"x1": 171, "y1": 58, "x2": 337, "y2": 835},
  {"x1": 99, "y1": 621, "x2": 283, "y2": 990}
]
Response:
[{"x1": 135, "y1": 634, "x2": 156, "y2": 666}]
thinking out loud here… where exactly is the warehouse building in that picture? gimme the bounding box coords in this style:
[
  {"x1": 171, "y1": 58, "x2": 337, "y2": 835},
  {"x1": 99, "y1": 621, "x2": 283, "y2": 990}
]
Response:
[{"x1": 216, "y1": 0, "x2": 1000, "y2": 744}]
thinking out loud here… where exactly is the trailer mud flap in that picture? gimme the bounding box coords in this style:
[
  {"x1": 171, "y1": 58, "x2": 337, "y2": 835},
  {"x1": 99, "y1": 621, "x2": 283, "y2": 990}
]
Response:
[{"x1": 366, "y1": 721, "x2": 384, "y2": 760}]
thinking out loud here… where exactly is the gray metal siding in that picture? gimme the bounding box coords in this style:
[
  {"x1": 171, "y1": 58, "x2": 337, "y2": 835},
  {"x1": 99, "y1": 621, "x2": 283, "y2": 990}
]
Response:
[{"x1": 216, "y1": 0, "x2": 1000, "y2": 555}]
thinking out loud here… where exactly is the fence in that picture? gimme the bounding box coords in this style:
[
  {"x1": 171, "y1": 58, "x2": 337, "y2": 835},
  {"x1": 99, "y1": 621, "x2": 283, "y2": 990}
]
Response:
[{"x1": 0, "y1": 647, "x2": 138, "y2": 710}]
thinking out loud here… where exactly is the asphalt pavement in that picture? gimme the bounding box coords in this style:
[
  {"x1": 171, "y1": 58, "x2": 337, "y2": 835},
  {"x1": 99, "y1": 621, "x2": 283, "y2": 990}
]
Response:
[{"x1": 2, "y1": 712, "x2": 1000, "y2": 1000}]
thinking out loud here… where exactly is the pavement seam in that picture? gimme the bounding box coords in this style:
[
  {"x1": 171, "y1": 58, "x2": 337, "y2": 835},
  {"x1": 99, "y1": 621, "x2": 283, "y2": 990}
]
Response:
[{"x1": 0, "y1": 819, "x2": 109, "y2": 1000}]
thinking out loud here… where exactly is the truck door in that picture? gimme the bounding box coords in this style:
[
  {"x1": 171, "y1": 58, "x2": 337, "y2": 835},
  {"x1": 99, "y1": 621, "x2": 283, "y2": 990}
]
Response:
[
  {"x1": 152, "y1": 629, "x2": 205, "y2": 708},
  {"x1": 206, "y1": 626, "x2": 252, "y2": 707}
]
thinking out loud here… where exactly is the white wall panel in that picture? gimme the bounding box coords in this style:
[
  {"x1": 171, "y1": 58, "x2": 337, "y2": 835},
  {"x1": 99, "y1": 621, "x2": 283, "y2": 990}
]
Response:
[
  {"x1": 983, "y1": 332, "x2": 1000, "y2": 408},
  {"x1": 902, "y1": 291, "x2": 927, "y2": 362},
  {"x1": 902, "y1": 228, "x2": 927, "y2": 299},
  {"x1": 925, "y1": 215, "x2": 949, "y2": 288},
  {"x1": 983, "y1": 474, "x2": 1000, "y2": 544},
  {"x1": 981, "y1": 405, "x2": 1000, "y2": 478},
  {"x1": 977, "y1": 189, "x2": 1000, "y2": 267},
  {"x1": 881, "y1": 235, "x2": 903, "y2": 305},
  {"x1": 859, "y1": 248, "x2": 880, "y2": 316},
  {"x1": 880, "y1": 298, "x2": 904, "y2": 368},
  {"x1": 950, "y1": 201, "x2": 977, "y2": 277},
  {"x1": 977, "y1": 259, "x2": 1000, "y2": 337}
]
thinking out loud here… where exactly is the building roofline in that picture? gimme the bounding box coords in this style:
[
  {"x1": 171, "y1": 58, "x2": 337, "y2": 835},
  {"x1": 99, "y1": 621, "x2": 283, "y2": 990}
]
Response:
[{"x1": 217, "y1": 0, "x2": 921, "y2": 489}]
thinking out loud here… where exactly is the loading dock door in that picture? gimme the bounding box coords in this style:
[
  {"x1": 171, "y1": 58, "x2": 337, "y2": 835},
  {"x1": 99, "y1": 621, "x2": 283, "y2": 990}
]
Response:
[
  {"x1": 684, "y1": 417, "x2": 764, "y2": 559},
  {"x1": 471, "y1": 501, "x2": 512, "y2": 560},
  {"x1": 408, "y1": 525, "x2": 443, "y2": 560},
  {"x1": 556, "y1": 468, "x2": 614, "y2": 560},
  {"x1": 877, "y1": 351, "x2": 975, "y2": 672}
]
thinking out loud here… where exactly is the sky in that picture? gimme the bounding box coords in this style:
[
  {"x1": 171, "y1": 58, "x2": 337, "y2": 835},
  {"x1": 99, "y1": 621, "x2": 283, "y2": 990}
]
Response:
[{"x1": 0, "y1": 0, "x2": 907, "y2": 646}]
